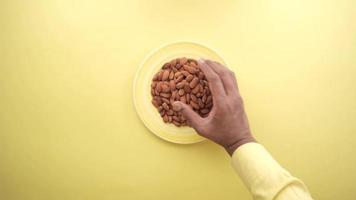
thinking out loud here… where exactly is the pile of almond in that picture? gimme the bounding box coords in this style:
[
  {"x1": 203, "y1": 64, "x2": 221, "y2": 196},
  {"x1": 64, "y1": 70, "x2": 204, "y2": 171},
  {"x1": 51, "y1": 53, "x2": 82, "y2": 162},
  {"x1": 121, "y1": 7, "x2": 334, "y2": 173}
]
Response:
[{"x1": 151, "y1": 57, "x2": 213, "y2": 127}]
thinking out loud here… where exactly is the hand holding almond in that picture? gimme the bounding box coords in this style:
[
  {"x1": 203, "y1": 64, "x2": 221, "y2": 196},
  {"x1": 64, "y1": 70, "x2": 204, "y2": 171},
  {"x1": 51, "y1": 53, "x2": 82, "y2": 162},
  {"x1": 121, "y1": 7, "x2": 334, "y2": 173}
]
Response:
[{"x1": 173, "y1": 59, "x2": 256, "y2": 155}]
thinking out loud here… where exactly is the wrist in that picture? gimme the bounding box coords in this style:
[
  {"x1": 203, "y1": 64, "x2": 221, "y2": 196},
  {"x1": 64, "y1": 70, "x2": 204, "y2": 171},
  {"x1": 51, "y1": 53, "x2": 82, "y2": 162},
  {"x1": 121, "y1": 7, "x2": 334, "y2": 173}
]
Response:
[{"x1": 225, "y1": 135, "x2": 256, "y2": 156}]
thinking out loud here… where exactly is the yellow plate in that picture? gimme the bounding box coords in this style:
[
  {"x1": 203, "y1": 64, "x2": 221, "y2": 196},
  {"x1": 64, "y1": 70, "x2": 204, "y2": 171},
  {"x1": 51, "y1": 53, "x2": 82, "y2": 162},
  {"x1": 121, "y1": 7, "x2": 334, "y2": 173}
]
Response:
[{"x1": 133, "y1": 41, "x2": 226, "y2": 144}]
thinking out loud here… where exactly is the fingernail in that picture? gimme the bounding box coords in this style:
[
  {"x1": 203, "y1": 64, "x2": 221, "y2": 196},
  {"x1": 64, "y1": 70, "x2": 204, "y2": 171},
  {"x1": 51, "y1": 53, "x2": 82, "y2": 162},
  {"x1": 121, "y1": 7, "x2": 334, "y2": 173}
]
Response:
[
  {"x1": 198, "y1": 59, "x2": 205, "y2": 66},
  {"x1": 172, "y1": 101, "x2": 182, "y2": 111}
]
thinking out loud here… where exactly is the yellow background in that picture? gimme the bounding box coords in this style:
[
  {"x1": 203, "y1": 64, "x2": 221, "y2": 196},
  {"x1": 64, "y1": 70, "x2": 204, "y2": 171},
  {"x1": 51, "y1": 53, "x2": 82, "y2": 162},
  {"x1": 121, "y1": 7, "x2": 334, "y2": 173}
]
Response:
[{"x1": 0, "y1": 0, "x2": 355, "y2": 199}]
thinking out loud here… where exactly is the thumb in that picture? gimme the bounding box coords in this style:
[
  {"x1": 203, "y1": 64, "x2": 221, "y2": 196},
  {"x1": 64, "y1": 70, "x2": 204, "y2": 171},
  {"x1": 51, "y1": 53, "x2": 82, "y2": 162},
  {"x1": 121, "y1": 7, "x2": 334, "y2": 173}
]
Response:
[{"x1": 172, "y1": 101, "x2": 203, "y2": 128}]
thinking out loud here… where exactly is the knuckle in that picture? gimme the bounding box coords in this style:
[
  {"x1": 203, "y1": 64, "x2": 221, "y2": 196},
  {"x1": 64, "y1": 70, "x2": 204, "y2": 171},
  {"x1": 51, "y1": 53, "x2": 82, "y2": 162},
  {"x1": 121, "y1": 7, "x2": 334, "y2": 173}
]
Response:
[
  {"x1": 210, "y1": 74, "x2": 220, "y2": 82},
  {"x1": 215, "y1": 102, "x2": 226, "y2": 112},
  {"x1": 229, "y1": 70, "x2": 235, "y2": 77},
  {"x1": 196, "y1": 125, "x2": 208, "y2": 136},
  {"x1": 221, "y1": 71, "x2": 230, "y2": 78},
  {"x1": 233, "y1": 96, "x2": 243, "y2": 107},
  {"x1": 197, "y1": 126, "x2": 205, "y2": 133}
]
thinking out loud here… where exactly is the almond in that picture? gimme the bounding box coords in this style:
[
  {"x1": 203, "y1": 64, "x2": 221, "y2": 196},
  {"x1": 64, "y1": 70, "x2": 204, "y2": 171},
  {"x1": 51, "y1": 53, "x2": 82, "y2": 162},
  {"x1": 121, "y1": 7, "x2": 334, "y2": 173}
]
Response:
[
  {"x1": 175, "y1": 75, "x2": 184, "y2": 83},
  {"x1": 155, "y1": 82, "x2": 162, "y2": 93},
  {"x1": 152, "y1": 99, "x2": 159, "y2": 108},
  {"x1": 179, "y1": 57, "x2": 188, "y2": 65},
  {"x1": 166, "y1": 110, "x2": 174, "y2": 116},
  {"x1": 190, "y1": 101, "x2": 199, "y2": 110},
  {"x1": 198, "y1": 98, "x2": 204, "y2": 108},
  {"x1": 189, "y1": 77, "x2": 199, "y2": 88},
  {"x1": 162, "y1": 70, "x2": 170, "y2": 81},
  {"x1": 200, "y1": 108, "x2": 210, "y2": 114},
  {"x1": 172, "y1": 116, "x2": 180, "y2": 122},
  {"x1": 161, "y1": 97, "x2": 170, "y2": 104},
  {"x1": 184, "y1": 84, "x2": 191, "y2": 93},
  {"x1": 199, "y1": 84, "x2": 204, "y2": 93},
  {"x1": 162, "y1": 62, "x2": 170, "y2": 69},
  {"x1": 171, "y1": 90, "x2": 177, "y2": 100},
  {"x1": 170, "y1": 98, "x2": 175, "y2": 105},
  {"x1": 154, "y1": 96, "x2": 162, "y2": 105},
  {"x1": 170, "y1": 59, "x2": 177, "y2": 67},
  {"x1": 162, "y1": 103, "x2": 169, "y2": 111},
  {"x1": 172, "y1": 120, "x2": 181, "y2": 127},
  {"x1": 161, "y1": 84, "x2": 170, "y2": 93},
  {"x1": 185, "y1": 74, "x2": 194, "y2": 82},
  {"x1": 192, "y1": 84, "x2": 200, "y2": 94},
  {"x1": 190, "y1": 61, "x2": 197, "y2": 68},
  {"x1": 206, "y1": 96, "x2": 212, "y2": 104},
  {"x1": 160, "y1": 93, "x2": 171, "y2": 98},
  {"x1": 163, "y1": 115, "x2": 169, "y2": 123},
  {"x1": 183, "y1": 65, "x2": 198, "y2": 74},
  {"x1": 158, "y1": 70, "x2": 164, "y2": 80},
  {"x1": 178, "y1": 89, "x2": 185, "y2": 96},
  {"x1": 186, "y1": 94, "x2": 190, "y2": 102},
  {"x1": 169, "y1": 71, "x2": 174, "y2": 80},
  {"x1": 176, "y1": 82, "x2": 185, "y2": 89},
  {"x1": 202, "y1": 94, "x2": 207, "y2": 103},
  {"x1": 180, "y1": 95, "x2": 186, "y2": 103},
  {"x1": 174, "y1": 71, "x2": 182, "y2": 78},
  {"x1": 153, "y1": 72, "x2": 159, "y2": 81},
  {"x1": 151, "y1": 82, "x2": 157, "y2": 88},
  {"x1": 181, "y1": 70, "x2": 190, "y2": 77},
  {"x1": 190, "y1": 94, "x2": 197, "y2": 102}
]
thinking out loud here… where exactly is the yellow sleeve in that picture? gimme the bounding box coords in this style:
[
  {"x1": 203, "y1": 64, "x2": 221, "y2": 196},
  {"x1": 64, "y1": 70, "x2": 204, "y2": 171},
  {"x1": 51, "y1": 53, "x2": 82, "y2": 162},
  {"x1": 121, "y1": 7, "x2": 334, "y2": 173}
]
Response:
[{"x1": 231, "y1": 143, "x2": 313, "y2": 200}]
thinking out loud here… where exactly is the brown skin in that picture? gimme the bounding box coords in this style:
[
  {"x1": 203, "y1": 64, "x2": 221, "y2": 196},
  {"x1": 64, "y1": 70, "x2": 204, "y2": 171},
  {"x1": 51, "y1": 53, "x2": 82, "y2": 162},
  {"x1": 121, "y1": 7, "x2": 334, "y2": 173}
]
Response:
[{"x1": 173, "y1": 59, "x2": 256, "y2": 155}]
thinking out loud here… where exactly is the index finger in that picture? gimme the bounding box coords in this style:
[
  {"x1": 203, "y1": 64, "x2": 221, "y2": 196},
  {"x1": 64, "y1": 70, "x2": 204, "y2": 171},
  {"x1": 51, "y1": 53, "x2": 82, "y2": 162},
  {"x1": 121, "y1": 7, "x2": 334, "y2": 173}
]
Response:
[
  {"x1": 198, "y1": 59, "x2": 226, "y2": 103},
  {"x1": 204, "y1": 60, "x2": 238, "y2": 96}
]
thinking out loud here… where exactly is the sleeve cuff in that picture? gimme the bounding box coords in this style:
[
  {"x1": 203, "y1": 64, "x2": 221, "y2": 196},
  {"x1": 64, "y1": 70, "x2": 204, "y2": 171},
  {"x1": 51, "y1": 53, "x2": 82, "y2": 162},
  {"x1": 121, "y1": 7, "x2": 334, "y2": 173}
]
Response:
[{"x1": 231, "y1": 142, "x2": 304, "y2": 200}]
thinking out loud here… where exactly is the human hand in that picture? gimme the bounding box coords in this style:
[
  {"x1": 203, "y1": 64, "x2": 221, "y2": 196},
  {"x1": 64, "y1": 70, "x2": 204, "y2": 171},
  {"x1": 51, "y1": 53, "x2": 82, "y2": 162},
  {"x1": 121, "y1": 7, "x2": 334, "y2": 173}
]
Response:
[{"x1": 173, "y1": 59, "x2": 256, "y2": 155}]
